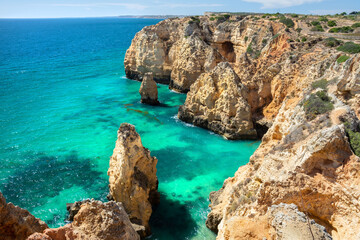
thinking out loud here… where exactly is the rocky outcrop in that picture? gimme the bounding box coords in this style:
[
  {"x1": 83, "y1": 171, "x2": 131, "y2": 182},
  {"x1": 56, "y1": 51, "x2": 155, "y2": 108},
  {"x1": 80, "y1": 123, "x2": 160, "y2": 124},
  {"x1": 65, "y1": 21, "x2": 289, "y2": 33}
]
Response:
[
  {"x1": 107, "y1": 123, "x2": 158, "y2": 236},
  {"x1": 139, "y1": 72, "x2": 159, "y2": 105},
  {"x1": 0, "y1": 192, "x2": 48, "y2": 240},
  {"x1": 27, "y1": 200, "x2": 140, "y2": 240},
  {"x1": 66, "y1": 199, "x2": 90, "y2": 222},
  {"x1": 178, "y1": 62, "x2": 257, "y2": 139},
  {"x1": 206, "y1": 86, "x2": 360, "y2": 239}
]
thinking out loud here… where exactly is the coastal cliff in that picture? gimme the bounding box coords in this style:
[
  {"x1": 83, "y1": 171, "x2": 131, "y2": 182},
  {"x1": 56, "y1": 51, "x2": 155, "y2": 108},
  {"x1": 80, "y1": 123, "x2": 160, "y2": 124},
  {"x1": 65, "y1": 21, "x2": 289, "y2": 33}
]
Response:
[{"x1": 126, "y1": 14, "x2": 360, "y2": 239}]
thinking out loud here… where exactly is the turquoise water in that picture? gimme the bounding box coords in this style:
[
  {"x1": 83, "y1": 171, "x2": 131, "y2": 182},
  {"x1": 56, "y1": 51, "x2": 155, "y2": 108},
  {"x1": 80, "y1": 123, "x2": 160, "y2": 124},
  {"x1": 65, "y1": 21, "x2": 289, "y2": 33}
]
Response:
[{"x1": 0, "y1": 18, "x2": 260, "y2": 239}]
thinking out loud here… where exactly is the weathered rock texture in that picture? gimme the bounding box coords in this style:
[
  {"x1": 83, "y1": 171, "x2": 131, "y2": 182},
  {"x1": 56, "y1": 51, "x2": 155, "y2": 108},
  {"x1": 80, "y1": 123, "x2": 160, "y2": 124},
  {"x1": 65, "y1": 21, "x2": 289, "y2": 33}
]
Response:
[
  {"x1": 27, "y1": 200, "x2": 140, "y2": 240},
  {"x1": 107, "y1": 123, "x2": 158, "y2": 236},
  {"x1": 66, "y1": 199, "x2": 90, "y2": 222},
  {"x1": 0, "y1": 192, "x2": 48, "y2": 240},
  {"x1": 179, "y1": 62, "x2": 257, "y2": 139},
  {"x1": 139, "y1": 72, "x2": 159, "y2": 105},
  {"x1": 126, "y1": 14, "x2": 360, "y2": 239}
]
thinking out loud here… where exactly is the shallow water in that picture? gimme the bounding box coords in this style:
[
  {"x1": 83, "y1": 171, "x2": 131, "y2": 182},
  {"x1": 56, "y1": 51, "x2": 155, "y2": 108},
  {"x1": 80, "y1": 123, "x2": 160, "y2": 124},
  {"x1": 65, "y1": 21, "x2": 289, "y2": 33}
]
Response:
[{"x1": 0, "y1": 18, "x2": 260, "y2": 239}]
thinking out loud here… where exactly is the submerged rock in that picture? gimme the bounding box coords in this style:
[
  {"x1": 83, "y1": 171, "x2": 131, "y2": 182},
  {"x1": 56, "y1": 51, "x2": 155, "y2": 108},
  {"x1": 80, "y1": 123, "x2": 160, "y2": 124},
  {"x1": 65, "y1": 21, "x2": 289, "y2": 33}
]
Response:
[
  {"x1": 0, "y1": 192, "x2": 48, "y2": 240},
  {"x1": 108, "y1": 123, "x2": 159, "y2": 236},
  {"x1": 179, "y1": 62, "x2": 257, "y2": 140},
  {"x1": 139, "y1": 72, "x2": 159, "y2": 105},
  {"x1": 27, "y1": 200, "x2": 140, "y2": 240}
]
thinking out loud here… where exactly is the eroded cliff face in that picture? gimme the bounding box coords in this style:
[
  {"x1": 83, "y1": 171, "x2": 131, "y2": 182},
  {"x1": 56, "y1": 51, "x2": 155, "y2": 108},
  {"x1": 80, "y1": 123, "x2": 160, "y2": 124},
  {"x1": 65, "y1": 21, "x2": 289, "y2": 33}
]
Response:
[
  {"x1": 126, "y1": 15, "x2": 360, "y2": 239},
  {"x1": 206, "y1": 79, "x2": 360, "y2": 239},
  {"x1": 107, "y1": 123, "x2": 158, "y2": 236},
  {"x1": 0, "y1": 192, "x2": 48, "y2": 240},
  {"x1": 178, "y1": 62, "x2": 257, "y2": 139},
  {"x1": 27, "y1": 200, "x2": 140, "y2": 240}
]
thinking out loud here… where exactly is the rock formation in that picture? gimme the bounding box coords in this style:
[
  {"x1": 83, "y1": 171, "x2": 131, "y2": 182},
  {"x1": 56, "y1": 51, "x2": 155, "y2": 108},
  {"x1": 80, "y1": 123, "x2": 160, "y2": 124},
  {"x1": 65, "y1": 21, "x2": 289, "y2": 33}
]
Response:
[
  {"x1": 27, "y1": 200, "x2": 140, "y2": 240},
  {"x1": 139, "y1": 72, "x2": 159, "y2": 105},
  {"x1": 107, "y1": 123, "x2": 158, "y2": 236},
  {"x1": 178, "y1": 62, "x2": 257, "y2": 139},
  {"x1": 66, "y1": 199, "x2": 90, "y2": 222},
  {"x1": 0, "y1": 192, "x2": 48, "y2": 240},
  {"x1": 126, "y1": 14, "x2": 360, "y2": 239}
]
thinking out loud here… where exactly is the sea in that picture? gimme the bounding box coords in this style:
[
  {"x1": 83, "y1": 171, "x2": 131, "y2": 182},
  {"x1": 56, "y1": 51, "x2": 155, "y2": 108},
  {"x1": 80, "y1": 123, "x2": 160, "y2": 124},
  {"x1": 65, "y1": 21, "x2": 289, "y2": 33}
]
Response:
[{"x1": 0, "y1": 17, "x2": 260, "y2": 239}]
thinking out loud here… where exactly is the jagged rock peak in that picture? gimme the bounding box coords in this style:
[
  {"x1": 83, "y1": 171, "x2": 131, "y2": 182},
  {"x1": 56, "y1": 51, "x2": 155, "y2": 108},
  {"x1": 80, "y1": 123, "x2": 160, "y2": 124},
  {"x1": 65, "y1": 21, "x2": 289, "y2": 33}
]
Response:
[{"x1": 107, "y1": 123, "x2": 158, "y2": 237}]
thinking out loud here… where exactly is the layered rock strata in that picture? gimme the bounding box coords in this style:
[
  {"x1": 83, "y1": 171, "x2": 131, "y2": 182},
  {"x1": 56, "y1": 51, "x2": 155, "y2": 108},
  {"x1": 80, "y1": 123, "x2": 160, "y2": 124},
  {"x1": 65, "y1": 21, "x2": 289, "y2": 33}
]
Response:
[
  {"x1": 107, "y1": 123, "x2": 158, "y2": 236},
  {"x1": 0, "y1": 192, "x2": 48, "y2": 240},
  {"x1": 27, "y1": 200, "x2": 140, "y2": 240},
  {"x1": 178, "y1": 62, "x2": 257, "y2": 139},
  {"x1": 139, "y1": 72, "x2": 159, "y2": 105}
]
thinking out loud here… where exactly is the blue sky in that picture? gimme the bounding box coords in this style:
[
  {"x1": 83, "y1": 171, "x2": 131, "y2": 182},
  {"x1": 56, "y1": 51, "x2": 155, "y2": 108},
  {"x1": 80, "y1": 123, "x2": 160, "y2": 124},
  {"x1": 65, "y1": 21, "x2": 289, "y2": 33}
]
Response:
[{"x1": 0, "y1": 0, "x2": 359, "y2": 18}]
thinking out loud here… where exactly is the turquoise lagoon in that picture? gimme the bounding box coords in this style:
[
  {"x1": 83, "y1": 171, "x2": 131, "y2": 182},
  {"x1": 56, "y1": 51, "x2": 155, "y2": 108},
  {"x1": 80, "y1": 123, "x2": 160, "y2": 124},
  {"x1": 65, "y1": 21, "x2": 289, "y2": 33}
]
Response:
[{"x1": 0, "y1": 18, "x2": 260, "y2": 239}]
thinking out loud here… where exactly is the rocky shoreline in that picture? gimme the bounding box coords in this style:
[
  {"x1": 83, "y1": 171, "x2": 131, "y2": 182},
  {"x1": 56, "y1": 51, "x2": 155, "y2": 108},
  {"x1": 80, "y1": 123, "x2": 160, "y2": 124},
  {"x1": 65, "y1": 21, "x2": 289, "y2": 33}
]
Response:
[
  {"x1": 125, "y1": 14, "x2": 360, "y2": 239},
  {"x1": 1, "y1": 13, "x2": 359, "y2": 240}
]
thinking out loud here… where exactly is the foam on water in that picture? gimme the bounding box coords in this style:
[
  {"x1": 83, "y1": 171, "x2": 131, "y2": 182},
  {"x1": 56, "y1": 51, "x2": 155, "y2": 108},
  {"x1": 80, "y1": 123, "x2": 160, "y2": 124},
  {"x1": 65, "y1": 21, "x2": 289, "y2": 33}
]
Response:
[{"x1": 0, "y1": 18, "x2": 260, "y2": 239}]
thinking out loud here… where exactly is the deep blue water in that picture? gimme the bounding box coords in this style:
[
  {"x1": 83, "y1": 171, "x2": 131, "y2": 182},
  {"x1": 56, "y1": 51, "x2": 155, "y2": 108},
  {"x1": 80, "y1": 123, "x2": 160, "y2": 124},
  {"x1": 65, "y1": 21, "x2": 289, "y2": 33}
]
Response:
[{"x1": 0, "y1": 18, "x2": 259, "y2": 239}]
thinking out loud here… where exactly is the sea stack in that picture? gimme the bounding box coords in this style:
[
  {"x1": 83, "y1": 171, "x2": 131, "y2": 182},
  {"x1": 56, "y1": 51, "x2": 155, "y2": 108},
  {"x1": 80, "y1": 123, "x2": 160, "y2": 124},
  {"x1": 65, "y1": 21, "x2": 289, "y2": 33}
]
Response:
[
  {"x1": 107, "y1": 123, "x2": 159, "y2": 237},
  {"x1": 139, "y1": 72, "x2": 159, "y2": 105}
]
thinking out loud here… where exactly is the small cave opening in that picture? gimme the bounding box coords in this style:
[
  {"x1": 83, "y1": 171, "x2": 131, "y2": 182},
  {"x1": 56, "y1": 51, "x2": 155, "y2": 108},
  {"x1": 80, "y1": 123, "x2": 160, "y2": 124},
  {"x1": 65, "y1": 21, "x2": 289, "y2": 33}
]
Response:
[{"x1": 221, "y1": 41, "x2": 236, "y2": 62}]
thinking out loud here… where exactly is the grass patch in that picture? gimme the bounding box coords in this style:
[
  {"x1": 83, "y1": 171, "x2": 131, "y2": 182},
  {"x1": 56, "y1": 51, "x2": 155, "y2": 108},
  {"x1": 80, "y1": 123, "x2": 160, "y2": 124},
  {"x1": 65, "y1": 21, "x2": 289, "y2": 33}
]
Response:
[
  {"x1": 303, "y1": 91, "x2": 334, "y2": 120},
  {"x1": 337, "y1": 55, "x2": 350, "y2": 63},
  {"x1": 311, "y1": 79, "x2": 328, "y2": 89},
  {"x1": 337, "y1": 42, "x2": 360, "y2": 53}
]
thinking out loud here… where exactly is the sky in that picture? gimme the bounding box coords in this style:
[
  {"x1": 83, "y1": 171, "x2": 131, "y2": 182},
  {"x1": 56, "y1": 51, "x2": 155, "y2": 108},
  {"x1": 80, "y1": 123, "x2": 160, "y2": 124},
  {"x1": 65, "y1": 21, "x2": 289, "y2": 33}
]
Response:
[{"x1": 0, "y1": 0, "x2": 359, "y2": 18}]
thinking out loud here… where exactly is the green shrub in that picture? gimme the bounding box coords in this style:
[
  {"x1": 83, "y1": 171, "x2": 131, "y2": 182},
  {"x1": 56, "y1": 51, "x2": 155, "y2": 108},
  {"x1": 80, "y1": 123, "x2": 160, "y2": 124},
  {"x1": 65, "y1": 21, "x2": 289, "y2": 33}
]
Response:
[
  {"x1": 327, "y1": 20, "x2": 337, "y2": 27},
  {"x1": 329, "y1": 26, "x2": 354, "y2": 33},
  {"x1": 291, "y1": 14, "x2": 299, "y2": 18},
  {"x1": 262, "y1": 39, "x2": 268, "y2": 44},
  {"x1": 269, "y1": 18, "x2": 278, "y2": 21},
  {"x1": 311, "y1": 21, "x2": 321, "y2": 26},
  {"x1": 319, "y1": 16, "x2": 329, "y2": 22},
  {"x1": 244, "y1": 36, "x2": 248, "y2": 42},
  {"x1": 346, "y1": 128, "x2": 360, "y2": 157},
  {"x1": 352, "y1": 22, "x2": 360, "y2": 28},
  {"x1": 296, "y1": 28, "x2": 302, "y2": 33},
  {"x1": 311, "y1": 25, "x2": 325, "y2": 32},
  {"x1": 210, "y1": 17, "x2": 215, "y2": 21},
  {"x1": 272, "y1": 33, "x2": 280, "y2": 40},
  {"x1": 280, "y1": 17, "x2": 295, "y2": 28},
  {"x1": 337, "y1": 55, "x2": 350, "y2": 63},
  {"x1": 337, "y1": 42, "x2": 360, "y2": 53},
  {"x1": 303, "y1": 91, "x2": 334, "y2": 120},
  {"x1": 223, "y1": 14, "x2": 231, "y2": 19},
  {"x1": 301, "y1": 36, "x2": 307, "y2": 42},
  {"x1": 311, "y1": 79, "x2": 328, "y2": 89},
  {"x1": 324, "y1": 37, "x2": 342, "y2": 47}
]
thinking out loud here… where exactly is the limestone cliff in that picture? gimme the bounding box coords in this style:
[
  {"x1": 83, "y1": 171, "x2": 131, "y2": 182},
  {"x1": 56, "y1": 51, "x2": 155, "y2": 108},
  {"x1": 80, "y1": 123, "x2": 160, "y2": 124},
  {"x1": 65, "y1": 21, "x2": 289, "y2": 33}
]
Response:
[
  {"x1": 178, "y1": 62, "x2": 257, "y2": 139},
  {"x1": 27, "y1": 200, "x2": 140, "y2": 240},
  {"x1": 126, "y1": 14, "x2": 360, "y2": 239},
  {"x1": 107, "y1": 123, "x2": 158, "y2": 236},
  {"x1": 0, "y1": 192, "x2": 48, "y2": 240}
]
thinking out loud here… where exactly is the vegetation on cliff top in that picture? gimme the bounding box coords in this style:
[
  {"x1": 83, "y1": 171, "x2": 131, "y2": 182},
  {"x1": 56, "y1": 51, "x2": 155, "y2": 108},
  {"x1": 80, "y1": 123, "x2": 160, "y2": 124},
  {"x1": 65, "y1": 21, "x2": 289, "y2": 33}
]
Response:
[
  {"x1": 344, "y1": 122, "x2": 360, "y2": 157},
  {"x1": 303, "y1": 91, "x2": 334, "y2": 120},
  {"x1": 337, "y1": 42, "x2": 360, "y2": 54},
  {"x1": 337, "y1": 55, "x2": 350, "y2": 63}
]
